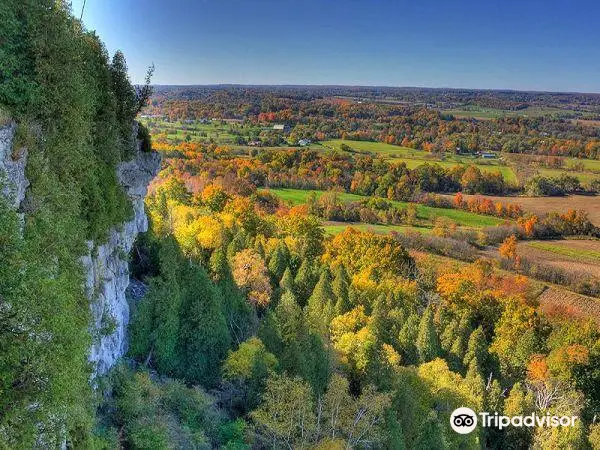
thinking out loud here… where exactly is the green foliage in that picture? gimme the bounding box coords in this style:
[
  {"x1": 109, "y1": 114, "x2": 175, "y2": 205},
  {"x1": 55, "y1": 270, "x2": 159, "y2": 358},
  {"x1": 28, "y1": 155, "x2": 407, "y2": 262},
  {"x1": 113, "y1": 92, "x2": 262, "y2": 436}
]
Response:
[
  {"x1": 306, "y1": 268, "x2": 335, "y2": 338},
  {"x1": 129, "y1": 237, "x2": 231, "y2": 387},
  {"x1": 416, "y1": 306, "x2": 441, "y2": 363},
  {"x1": 104, "y1": 366, "x2": 238, "y2": 449},
  {"x1": 332, "y1": 263, "x2": 352, "y2": 315},
  {"x1": 178, "y1": 263, "x2": 231, "y2": 386},
  {"x1": 223, "y1": 337, "x2": 278, "y2": 412},
  {"x1": 294, "y1": 257, "x2": 318, "y2": 305}
]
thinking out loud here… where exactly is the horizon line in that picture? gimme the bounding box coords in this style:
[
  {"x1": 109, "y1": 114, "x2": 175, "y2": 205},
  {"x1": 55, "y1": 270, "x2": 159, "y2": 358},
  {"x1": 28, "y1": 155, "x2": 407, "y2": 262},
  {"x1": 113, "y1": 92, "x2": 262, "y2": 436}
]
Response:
[{"x1": 148, "y1": 83, "x2": 600, "y2": 96}]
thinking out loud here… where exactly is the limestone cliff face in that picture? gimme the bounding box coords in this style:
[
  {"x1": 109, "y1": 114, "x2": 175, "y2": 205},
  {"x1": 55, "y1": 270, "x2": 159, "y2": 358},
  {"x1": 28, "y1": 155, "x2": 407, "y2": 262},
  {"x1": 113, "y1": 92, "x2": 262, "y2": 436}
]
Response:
[
  {"x1": 83, "y1": 129, "x2": 161, "y2": 376},
  {"x1": 0, "y1": 122, "x2": 29, "y2": 213},
  {"x1": 0, "y1": 121, "x2": 160, "y2": 377}
]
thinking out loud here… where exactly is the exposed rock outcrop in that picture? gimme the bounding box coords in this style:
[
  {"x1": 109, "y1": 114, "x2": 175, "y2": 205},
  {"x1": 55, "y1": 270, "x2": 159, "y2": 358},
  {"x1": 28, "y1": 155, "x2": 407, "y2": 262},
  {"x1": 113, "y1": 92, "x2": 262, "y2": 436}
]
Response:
[
  {"x1": 0, "y1": 122, "x2": 29, "y2": 211},
  {"x1": 83, "y1": 134, "x2": 161, "y2": 376},
  {"x1": 0, "y1": 121, "x2": 160, "y2": 377}
]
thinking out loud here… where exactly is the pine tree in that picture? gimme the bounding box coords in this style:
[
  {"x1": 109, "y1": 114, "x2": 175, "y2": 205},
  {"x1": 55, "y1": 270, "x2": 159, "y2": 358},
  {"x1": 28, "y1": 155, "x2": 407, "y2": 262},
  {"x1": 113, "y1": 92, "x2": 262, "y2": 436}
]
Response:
[
  {"x1": 463, "y1": 326, "x2": 489, "y2": 376},
  {"x1": 305, "y1": 269, "x2": 334, "y2": 337},
  {"x1": 279, "y1": 266, "x2": 295, "y2": 293},
  {"x1": 384, "y1": 410, "x2": 407, "y2": 450},
  {"x1": 398, "y1": 314, "x2": 420, "y2": 365},
  {"x1": 268, "y1": 242, "x2": 289, "y2": 282},
  {"x1": 449, "y1": 313, "x2": 471, "y2": 370},
  {"x1": 416, "y1": 306, "x2": 441, "y2": 363},
  {"x1": 226, "y1": 230, "x2": 248, "y2": 261},
  {"x1": 210, "y1": 247, "x2": 229, "y2": 281},
  {"x1": 294, "y1": 258, "x2": 317, "y2": 306},
  {"x1": 332, "y1": 264, "x2": 351, "y2": 314},
  {"x1": 129, "y1": 238, "x2": 182, "y2": 374},
  {"x1": 274, "y1": 290, "x2": 306, "y2": 375},
  {"x1": 465, "y1": 359, "x2": 485, "y2": 409},
  {"x1": 210, "y1": 247, "x2": 256, "y2": 344},
  {"x1": 413, "y1": 411, "x2": 446, "y2": 450},
  {"x1": 178, "y1": 264, "x2": 231, "y2": 387},
  {"x1": 440, "y1": 318, "x2": 458, "y2": 352}
]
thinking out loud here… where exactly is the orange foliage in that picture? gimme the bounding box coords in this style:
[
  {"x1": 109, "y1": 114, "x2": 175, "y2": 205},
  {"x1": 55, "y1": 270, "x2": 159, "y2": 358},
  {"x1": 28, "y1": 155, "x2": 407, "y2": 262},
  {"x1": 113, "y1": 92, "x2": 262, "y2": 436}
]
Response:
[
  {"x1": 527, "y1": 354, "x2": 549, "y2": 381},
  {"x1": 517, "y1": 215, "x2": 538, "y2": 237},
  {"x1": 499, "y1": 235, "x2": 518, "y2": 261}
]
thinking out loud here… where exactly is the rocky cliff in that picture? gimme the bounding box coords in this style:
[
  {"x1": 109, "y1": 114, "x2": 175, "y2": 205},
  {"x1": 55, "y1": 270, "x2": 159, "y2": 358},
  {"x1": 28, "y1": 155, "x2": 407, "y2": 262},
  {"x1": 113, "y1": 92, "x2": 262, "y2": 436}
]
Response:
[
  {"x1": 83, "y1": 128, "x2": 161, "y2": 376},
  {"x1": 0, "y1": 121, "x2": 161, "y2": 377},
  {"x1": 0, "y1": 123, "x2": 29, "y2": 213}
]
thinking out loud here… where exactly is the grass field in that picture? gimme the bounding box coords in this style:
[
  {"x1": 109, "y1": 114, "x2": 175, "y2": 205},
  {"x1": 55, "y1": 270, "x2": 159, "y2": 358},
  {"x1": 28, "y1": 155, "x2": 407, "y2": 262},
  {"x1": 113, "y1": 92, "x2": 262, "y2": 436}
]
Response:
[
  {"x1": 537, "y1": 168, "x2": 600, "y2": 184},
  {"x1": 140, "y1": 119, "x2": 252, "y2": 145},
  {"x1": 320, "y1": 139, "x2": 518, "y2": 183},
  {"x1": 267, "y1": 188, "x2": 506, "y2": 228},
  {"x1": 526, "y1": 241, "x2": 600, "y2": 262},
  {"x1": 565, "y1": 157, "x2": 600, "y2": 172},
  {"x1": 517, "y1": 240, "x2": 600, "y2": 279},
  {"x1": 322, "y1": 222, "x2": 432, "y2": 236},
  {"x1": 440, "y1": 106, "x2": 589, "y2": 120}
]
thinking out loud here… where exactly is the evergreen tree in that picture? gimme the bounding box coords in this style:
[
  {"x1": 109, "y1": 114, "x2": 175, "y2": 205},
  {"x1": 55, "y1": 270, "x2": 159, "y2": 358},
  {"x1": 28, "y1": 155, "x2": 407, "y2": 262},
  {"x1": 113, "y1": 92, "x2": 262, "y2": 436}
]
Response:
[
  {"x1": 303, "y1": 333, "x2": 331, "y2": 396},
  {"x1": 294, "y1": 258, "x2": 317, "y2": 306},
  {"x1": 305, "y1": 269, "x2": 334, "y2": 337},
  {"x1": 129, "y1": 238, "x2": 182, "y2": 374},
  {"x1": 279, "y1": 266, "x2": 295, "y2": 293},
  {"x1": 274, "y1": 290, "x2": 305, "y2": 375},
  {"x1": 398, "y1": 314, "x2": 420, "y2": 365},
  {"x1": 178, "y1": 264, "x2": 231, "y2": 387},
  {"x1": 413, "y1": 411, "x2": 446, "y2": 450},
  {"x1": 268, "y1": 242, "x2": 289, "y2": 282},
  {"x1": 332, "y1": 264, "x2": 351, "y2": 314},
  {"x1": 254, "y1": 239, "x2": 265, "y2": 258},
  {"x1": 465, "y1": 359, "x2": 485, "y2": 409},
  {"x1": 440, "y1": 318, "x2": 458, "y2": 352},
  {"x1": 416, "y1": 306, "x2": 441, "y2": 363},
  {"x1": 384, "y1": 410, "x2": 407, "y2": 450},
  {"x1": 211, "y1": 247, "x2": 256, "y2": 344},
  {"x1": 448, "y1": 313, "x2": 472, "y2": 371},
  {"x1": 463, "y1": 326, "x2": 489, "y2": 377},
  {"x1": 226, "y1": 230, "x2": 248, "y2": 261}
]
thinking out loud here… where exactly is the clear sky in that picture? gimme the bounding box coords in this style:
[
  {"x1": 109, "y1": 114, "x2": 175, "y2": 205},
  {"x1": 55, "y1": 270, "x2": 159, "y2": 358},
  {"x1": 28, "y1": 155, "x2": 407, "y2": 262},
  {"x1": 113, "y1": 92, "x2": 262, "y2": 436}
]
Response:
[{"x1": 71, "y1": 0, "x2": 600, "y2": 92}]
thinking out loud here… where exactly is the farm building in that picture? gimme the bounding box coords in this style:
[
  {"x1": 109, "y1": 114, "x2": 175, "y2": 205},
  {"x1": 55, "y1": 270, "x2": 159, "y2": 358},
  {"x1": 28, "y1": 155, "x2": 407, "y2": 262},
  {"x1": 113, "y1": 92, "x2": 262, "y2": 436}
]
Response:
[
  {"x1": 298, "y1": 138, "x2": 311, "y2": 146},
  {"x1": 273, "y1": 124, "x2": 290, "y2": 132}
]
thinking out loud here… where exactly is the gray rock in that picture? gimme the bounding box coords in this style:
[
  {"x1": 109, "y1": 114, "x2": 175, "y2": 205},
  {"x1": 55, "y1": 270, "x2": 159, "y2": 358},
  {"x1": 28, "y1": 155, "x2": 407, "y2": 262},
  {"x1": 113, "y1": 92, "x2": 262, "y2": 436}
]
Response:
[
  {"x1": 83, "y1": 127, "x2": 161, "y2": 376},
  {"x1": 0, "y1": 122, "x2": 29, "y2": 210}
]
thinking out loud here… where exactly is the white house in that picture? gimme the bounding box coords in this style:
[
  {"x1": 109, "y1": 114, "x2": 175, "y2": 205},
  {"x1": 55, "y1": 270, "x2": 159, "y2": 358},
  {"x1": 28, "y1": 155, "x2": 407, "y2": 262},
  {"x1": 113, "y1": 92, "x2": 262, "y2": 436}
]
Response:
[{"x1": 273, "y1": 124, "x2": 290, "y2": 132}]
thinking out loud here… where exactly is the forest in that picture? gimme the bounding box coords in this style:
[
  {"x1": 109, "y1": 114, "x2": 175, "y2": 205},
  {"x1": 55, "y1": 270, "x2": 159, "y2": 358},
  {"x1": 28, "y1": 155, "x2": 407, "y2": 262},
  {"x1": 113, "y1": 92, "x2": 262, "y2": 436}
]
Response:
[
  {"x1": 144, "y1": 86, "x2": 600, "y2": 160},
  {"x1": 107, "y1": 136, "x2": 600, "y2": 448},
  {"x1": 1, "y1": 2, "x2": 600, "y2": 449}
]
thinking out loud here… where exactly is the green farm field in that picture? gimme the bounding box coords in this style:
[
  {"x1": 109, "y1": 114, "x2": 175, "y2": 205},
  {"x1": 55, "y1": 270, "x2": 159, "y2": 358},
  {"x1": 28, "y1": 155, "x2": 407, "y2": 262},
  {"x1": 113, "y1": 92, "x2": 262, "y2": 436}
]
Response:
[
  {"x1": 537, "y1": 168, "x2": 600, "y2": 184},
  {"x1": 267, "y1": 187, "x2": 506, "y2": 228},
  {"x1": 322, "y1": 222, "x2": 433, "y2": 236},
  {"x1": 526, "y1": 241, "x2": 600, "y2": 262},
  {"x1": 320, "y1": 139, "x2": 518, "y2": 182},
  {"x1": 440, "y1": 106, "x2": 591, "y2": 120}
]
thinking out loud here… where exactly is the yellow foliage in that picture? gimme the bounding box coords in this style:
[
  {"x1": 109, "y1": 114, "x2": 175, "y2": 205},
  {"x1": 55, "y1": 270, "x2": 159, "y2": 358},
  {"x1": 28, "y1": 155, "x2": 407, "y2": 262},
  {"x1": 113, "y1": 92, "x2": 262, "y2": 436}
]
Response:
[
  {"x1": 382, "y1": 343, "x2": 401, "y2": 367},
  {"x1": 330, "y1": 306, "x2": 368, "y2": 343}
]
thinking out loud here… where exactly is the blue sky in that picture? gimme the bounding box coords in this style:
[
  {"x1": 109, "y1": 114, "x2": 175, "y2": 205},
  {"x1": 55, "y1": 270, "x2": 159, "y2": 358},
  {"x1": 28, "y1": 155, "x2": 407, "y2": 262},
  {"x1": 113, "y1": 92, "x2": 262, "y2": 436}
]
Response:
[{"x1": 71, "y1": 0, "x2": 600, "y2": 92}]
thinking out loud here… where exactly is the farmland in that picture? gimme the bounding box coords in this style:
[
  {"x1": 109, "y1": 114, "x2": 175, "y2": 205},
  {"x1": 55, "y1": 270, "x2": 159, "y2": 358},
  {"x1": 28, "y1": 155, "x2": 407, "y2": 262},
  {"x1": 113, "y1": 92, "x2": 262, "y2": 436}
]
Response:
[
  {"x1": 267, "y1": 187, "x2": 506, "y2": 228},
  {"x1": 322, "y1": 221, "x2": 431, "y2": 236},
  {"x1": 320, "y1": 139, "x2": 518, "y2": 182},
  {"x1": 440, "y1": 192, "x2": 600, "y2": 225},
  {"x1": 518, "y1": 240, "x2": 600, "y2": 278}
]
